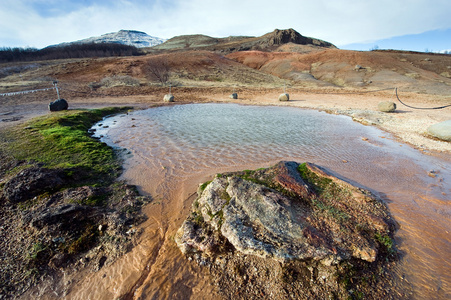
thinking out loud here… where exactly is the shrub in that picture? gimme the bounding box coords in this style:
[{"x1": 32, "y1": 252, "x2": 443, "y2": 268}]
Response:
[{"x1": 98, "y1": 75, "x2": 140, "y2": 88}]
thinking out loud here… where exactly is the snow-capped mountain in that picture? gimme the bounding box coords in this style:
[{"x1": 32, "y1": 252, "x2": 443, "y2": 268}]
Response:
[{"x1": 54, "y1": 30, "x2": 166, "y2": 48}]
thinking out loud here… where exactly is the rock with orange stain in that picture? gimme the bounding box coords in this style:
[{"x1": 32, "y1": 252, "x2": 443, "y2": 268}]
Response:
[
  {"x1": 176, "y1": 161, "x2": 395, "y2": 264},
  {"x1": 175, "y1": 161, "x2": 401, "y2": 299}
]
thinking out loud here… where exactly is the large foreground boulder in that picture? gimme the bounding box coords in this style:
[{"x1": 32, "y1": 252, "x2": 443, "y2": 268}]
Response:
[
  {"x1": 427, "y1": 120, "x2": 451, "y2": 141},
  {"x1": 176, "y1": 161, "x2": 401, "y2": 299},
  {"x1": 49, "y1": 99, "x2": 68, "y2": 111}
]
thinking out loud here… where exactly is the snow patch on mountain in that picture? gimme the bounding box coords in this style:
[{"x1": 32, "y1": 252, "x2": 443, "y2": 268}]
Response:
[{"x1": 55, "y1": 30, "x2": 166, "y2": 48}]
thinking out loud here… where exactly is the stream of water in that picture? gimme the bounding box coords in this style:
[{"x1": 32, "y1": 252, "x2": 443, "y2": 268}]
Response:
[{"x1": 84, "y1": 103, "x2": 450, "y2": 299}]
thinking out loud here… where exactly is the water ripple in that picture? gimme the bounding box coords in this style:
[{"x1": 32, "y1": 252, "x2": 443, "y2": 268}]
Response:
[{"x1": 93, "y1": 103, "x2": 451, "y2": 299}]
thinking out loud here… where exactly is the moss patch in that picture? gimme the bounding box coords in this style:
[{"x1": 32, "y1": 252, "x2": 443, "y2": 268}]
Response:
[{"x1": 3, "y1": 107, "x2": 131, "y2": 185}]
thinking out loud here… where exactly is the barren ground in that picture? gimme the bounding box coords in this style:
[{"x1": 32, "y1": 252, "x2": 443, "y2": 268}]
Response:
[{"x1": 0, "y1": 49, "x2": 450, "y2": 299}]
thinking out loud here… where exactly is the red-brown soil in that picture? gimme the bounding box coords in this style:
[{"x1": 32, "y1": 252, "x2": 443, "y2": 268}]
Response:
[{"x1": 2, "y1": 47, "x2": 450, "y2": 153}]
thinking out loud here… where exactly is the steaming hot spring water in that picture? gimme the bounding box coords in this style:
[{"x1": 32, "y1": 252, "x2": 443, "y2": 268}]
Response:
[{"x1": 84, "y1": 103, "x2": 450, "y2": 299}]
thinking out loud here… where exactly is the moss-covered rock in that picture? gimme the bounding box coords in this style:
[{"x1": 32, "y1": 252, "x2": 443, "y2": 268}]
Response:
[{"x1": 175, "y1": 161, "x2": 405, "y2": 299}]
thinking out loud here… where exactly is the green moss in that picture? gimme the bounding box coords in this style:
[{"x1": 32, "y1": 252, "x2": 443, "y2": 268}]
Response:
[
  {"x1": 375, "y1": 233, "x2": 395, "y2": 255},
  {"x1": 191, "y1": 211, "x2": 205, "y2": 227},
  {"x1": 78, "y1": 194, "x2": 108, "y2": 206},
  {"x1": 67, "y1": 224, "x2": 98, "y2": 254},
  {"x1": 199, "y1": 180, "x2": 212, "y2": 192},
  {"x1": 121, "y1": 204, "x2": 141, "y2": 215},
  {"x1": 297, "y1": 163, "x2": 332, "y2": 194},
  {"x1": 220, "y1": 188, "x2": 231, "y2": 203},
  {"x1": 5, "y1": 107, "x2": 131, "y2": 185},
  {"x1": 216, "y1": 210, "x2": 224, "y2": 228},
  {"x1": 28, "y1": 242, "x2": 48, "y2": 261},
  {"x1": 297, "y1": 163, "x2": 353, "y2": 223},
  {"x1": 193, "y1": 199, "x2": 200, "y2": 209},
  {"x1": 17, "y1": 192, "x2": 50, "y2": 210},
  {"x1": 311, "y1": 198, "x2": 350, "y2": 222},
  {"x1": 236, "y1": 168, "x2": 299, "y2": 199}
]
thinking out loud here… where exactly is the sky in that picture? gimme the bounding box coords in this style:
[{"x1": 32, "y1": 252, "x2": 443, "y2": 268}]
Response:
[{"x1": 1, "y1": 0, "x2": 451, "y2": 52}]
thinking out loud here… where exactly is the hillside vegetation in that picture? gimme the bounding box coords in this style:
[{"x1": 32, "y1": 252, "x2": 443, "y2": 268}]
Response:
[{"x1": 0, "y1": 43, "x2": 143, "y2": 63}]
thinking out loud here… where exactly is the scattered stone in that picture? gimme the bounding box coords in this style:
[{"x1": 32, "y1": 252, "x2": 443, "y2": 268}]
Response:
[
  {"x1": 163, "y1": 94, "x2": 174, "y2": 102},
  {"x1": 427, "y1": 120, "x2": 451, "y2": 141},
  {"x1": 62, "y1": 186, "x2": 105, "y2": 202},
  {"x1": 98, "y1": 224, "x2": 106, "y2": 232},
  {"x1": 30, "y1": 204, "x2": 92, "y2": 229},
  {"x1": 230, "y1": 93, "x2": 238, "y2": 99},
  {"x1": 3, "y1": 166, "x2": 66, "y2": 203},
  {"x1": 377, "y1": 101, "x2": 396, "y2": 112},
  {"x1": 49, "y1": 99, "x2": 68, "y2": 112},
  {"x1": 355, "y1": 65, "x2": 365, "y2": 71},
  {"x1": 278, "y1": 93, "x2": 289, "y2": 101},
  {"x1": 48, "y1": 253, "x2": 69, "y2": 269}
]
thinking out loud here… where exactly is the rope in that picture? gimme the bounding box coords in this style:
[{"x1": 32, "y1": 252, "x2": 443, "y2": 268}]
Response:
[
  {"x1": 395, "y1": 88, "x2": 451, "y2": 110},
  {"x1": 0, "y1": 87, "x2": 55, "y2": 97},
  {"x1": 293, "y1": 87, "x2": 395, "y2": 95}
]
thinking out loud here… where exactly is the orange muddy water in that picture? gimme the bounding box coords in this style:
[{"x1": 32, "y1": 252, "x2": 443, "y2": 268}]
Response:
[{"x1": 71, "y1": 103, "x2": 450, "y2": 299}]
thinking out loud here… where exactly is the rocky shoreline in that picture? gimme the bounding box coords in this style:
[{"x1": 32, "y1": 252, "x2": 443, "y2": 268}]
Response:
[{"x1": 0, "y1": 109, "x2": 151, "y2": 298}]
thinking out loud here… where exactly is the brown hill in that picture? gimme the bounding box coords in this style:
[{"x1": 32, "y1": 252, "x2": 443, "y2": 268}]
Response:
[
  {"x1": 227, "y1": 49, "x2": 451, "y2": 93},
  {"x1": 151, "y1": 28, "x2": 335, "y2": 53},
  {"x1": 1, "y1": 29, "x2": 451, "y2": 99}
]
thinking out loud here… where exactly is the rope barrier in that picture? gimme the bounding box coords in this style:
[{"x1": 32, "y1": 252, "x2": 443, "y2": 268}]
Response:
[
  {"x1": 395, "y1": 88, "x2": 451, "y2": 110},
  {"x1": 290, "y1": 87, "x2": 395, "y2": 95},
  {"x1": 0, "y1": 87, "x2": 55, "y2": 97}
]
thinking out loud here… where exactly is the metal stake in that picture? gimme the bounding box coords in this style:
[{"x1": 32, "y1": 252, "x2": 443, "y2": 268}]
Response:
[{"x1": 53, "y1": 80, "x2": 60, "y2": 99}]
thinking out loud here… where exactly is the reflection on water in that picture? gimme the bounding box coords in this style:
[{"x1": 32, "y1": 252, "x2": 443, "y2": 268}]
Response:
[{"x1": 92, "y1": 103, "x2": 450, "y2": 299}]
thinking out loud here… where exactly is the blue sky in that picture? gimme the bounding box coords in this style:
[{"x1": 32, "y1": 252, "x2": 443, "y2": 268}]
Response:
[
  {"x1": 1, "y1": 0, "x2": 451, "y2": 52},
  {"x1": 342, "y1": 28, "x2": 451, "y2": 53}
]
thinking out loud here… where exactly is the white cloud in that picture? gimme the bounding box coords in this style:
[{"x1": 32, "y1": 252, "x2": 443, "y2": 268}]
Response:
[{"x1": 1, "y1": 0, "x2": 451, "y2": 48}]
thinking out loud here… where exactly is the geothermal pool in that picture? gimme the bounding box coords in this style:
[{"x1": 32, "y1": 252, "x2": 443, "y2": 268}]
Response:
[{"x1": 86, "y1": 103, "x2": 450, "y2": 299}]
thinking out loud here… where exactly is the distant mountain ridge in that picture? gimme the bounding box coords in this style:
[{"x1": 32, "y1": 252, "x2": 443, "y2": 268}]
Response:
[
  {"x1": 152, "y1": 28, "x2": 336, "y2": 53},
  {"x1": 51, "y1": 30, "x2": 167, "y2": 48},
  {"x1": 48, "y1": 28, "x2": 335, "y2": 54}
]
